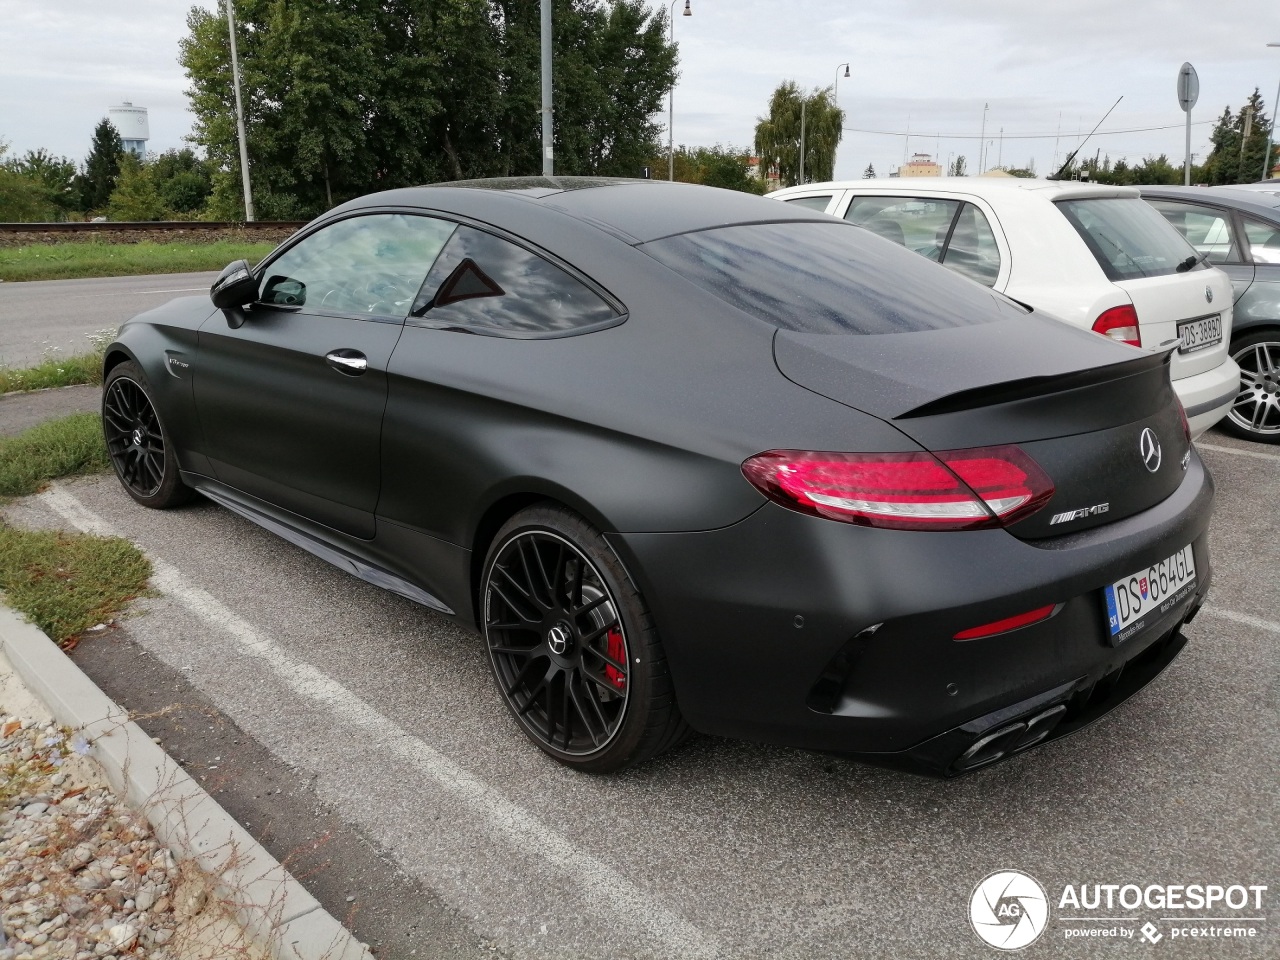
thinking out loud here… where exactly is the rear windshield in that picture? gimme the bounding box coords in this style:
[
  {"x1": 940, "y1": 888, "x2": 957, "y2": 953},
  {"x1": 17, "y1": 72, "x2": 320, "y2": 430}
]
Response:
[
  {"x1": 640, "y1": 221, "x2": 1019, "y2": 335},
  {"x1": 1055, "y1": 197, "x2": 1198, "y2": 281}
]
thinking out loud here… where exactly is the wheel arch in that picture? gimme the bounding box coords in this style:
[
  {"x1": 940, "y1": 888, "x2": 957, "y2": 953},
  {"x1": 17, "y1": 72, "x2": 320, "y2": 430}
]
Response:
[{"x1": 466, "y1": 482, "x2": 618, "y2": 629}]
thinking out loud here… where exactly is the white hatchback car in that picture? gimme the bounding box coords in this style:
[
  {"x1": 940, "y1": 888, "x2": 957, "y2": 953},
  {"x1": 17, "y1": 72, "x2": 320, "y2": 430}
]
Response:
[{"x1": 769, "y1": 178, "x2": 1241, "y2": 438}]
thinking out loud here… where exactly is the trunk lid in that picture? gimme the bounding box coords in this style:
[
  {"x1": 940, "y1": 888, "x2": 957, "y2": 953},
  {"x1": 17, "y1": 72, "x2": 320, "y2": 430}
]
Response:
[
  {"x1": 1117, "y1": 267, "x2": 1234, "y2": 381},
  {"x1": 773, "y1": 315, "x2": 1191, "y2": 537}
]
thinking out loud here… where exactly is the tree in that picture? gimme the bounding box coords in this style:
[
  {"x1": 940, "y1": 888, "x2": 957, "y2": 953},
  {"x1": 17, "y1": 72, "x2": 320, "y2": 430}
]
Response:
[
  {"x1": 180, "y1": 0, "x2": 677, "y2": 219},
  {"x1": 753, "y1": 80, "x2": 844, "y2": 188},
  {"x1": 948, "y1": 155, "x2": 967, "y2": 177},
  {"x1": 77, "y1": 118, "x2": 125, "y2": 211},
  {"x1": 107, "y1": 154, "x2": 169, "y2": 221},
  {"x1": 6, "y1": 148, "x2": 77, "y2": 215},
  {"x1": 0, "y1": 140, "x2": 60, "y2": 221},
  {"x1": 862, "y1": 163, "x2": 875, "y2": 178},
  {"x1": 150, "y1": 148, "x2": 216, "y2": 214},
  {"x1": 1198, "y1": 91, "x2": 1272, "y2": 185},
  {"x1": 653, "y1": 144, "x2": 763, "y2": 193}
]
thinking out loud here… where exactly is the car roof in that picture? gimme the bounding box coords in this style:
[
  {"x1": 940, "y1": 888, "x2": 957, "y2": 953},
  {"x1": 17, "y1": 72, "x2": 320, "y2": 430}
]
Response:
[
  {"x1": 772, "y1": 177, "x2": 1139, "y2": 201},
  {"x1": 1137, "y1": 184, "x2": 1280, "y2": 218},
  {"x1": 334, "y1": 177, "x2": 834, "y2": 245}
]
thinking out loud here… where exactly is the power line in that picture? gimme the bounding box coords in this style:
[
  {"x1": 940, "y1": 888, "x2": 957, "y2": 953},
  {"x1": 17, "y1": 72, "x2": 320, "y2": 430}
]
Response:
[{"x1": 842, "y1": 120, "x2": 1215, "y2": 141}]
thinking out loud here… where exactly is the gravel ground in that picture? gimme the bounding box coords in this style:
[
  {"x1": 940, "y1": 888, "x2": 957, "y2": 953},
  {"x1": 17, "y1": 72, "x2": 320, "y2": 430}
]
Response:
[{"x1": 0, "y1": 659, "x2": 264, "y2": 960}]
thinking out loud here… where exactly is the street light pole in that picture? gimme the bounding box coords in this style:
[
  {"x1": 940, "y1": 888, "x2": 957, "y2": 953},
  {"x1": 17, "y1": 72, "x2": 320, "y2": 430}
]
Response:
[
  {"x1": 1264, "y1": 43, "x2": 1280, "y2": 181},
  {"x1": 541, "y1": 0, "x2": 553, "y2": 176},
  {"x1": 800, "y1": 97, "x2": 806, "y2": 185},
  {"x1": 224, "y1": 0, "x2": 254, "y2": 222},
  {"x1": 668, "y1": 0, "x2": 691, "y2": 181},
  {"x1": 833, "y1": 62, "x2": 849, "y2": 175}
]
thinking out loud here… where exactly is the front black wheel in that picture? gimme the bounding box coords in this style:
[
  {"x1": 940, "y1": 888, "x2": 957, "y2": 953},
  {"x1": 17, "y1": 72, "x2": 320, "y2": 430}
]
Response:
[
  {"x1": 1223, "y1": 330, "x2": 1280, "y2": 443},
  {"x1": 102, "y1": 360, "x2": 194, "y2": 508},
  {"x1": 480, "y1": 505, "x2": 689, "y2": 772}
]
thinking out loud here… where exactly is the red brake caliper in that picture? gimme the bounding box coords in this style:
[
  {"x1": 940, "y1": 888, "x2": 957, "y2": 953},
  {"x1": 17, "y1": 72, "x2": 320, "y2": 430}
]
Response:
[{"x1": 605, "y1": 627, "x2": 627, "y2": 691}]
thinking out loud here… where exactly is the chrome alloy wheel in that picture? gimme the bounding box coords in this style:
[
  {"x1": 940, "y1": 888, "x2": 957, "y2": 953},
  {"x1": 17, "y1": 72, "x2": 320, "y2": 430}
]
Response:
[
  {"x1": 102, "y1": 377, "x2": 167, "y2": 498},
  {"x1": 1228, "y1": 337, "x2": 1280, "y2": 439},
  {"x1": 483, "y1": 530, "x2": 631, "y2": 756}
]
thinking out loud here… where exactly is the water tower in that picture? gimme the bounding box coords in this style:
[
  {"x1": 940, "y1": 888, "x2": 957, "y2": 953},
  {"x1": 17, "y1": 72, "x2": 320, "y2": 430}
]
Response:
[{"x1": 108, "y1": 101, "x2": 150, "y2": 158}]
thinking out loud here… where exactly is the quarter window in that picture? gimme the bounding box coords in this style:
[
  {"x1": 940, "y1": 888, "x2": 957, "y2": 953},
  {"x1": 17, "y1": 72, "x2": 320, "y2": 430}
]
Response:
[
  {"x1": 844, "y1": 196, "x2": 960, "y2": 262},
  {"x1": 259, "y1": 214, "x2": 455, "y2": 318},
  {"x1": 410, "y1": 226, "x2": 620, "y2": 336},
  {"x1": 1146, "y1": 200, "x2": 1240, "y2": 264},
  {"x1": 940, "y1": 203, "x2": 1001, "y2": 286},
  {"x1": 784, "y1": 195, "x2": 834, "y2": 213},
  {"x1": 1242, "y1": 216, "x2": 1280, "y2": 264}
]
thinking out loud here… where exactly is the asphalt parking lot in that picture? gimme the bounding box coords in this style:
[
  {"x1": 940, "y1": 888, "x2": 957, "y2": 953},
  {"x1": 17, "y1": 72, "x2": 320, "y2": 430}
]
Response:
[{"x1": 1, "y1": 280, "x2": 1277, "y2": 959}]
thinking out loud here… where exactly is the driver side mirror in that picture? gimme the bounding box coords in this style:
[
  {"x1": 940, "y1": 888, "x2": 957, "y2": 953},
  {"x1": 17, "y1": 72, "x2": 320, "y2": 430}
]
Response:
[{"x1": 210, "y1": 260, "x2": 259, "y2": 310}]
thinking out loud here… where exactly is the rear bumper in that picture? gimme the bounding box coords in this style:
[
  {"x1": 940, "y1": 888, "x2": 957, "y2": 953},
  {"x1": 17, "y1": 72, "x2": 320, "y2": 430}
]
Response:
[
  {"x1": 610, "y1": 451, "x2": 1214, "y2": 776},
  {"x1": 1174, "y1": 355, "x2": 1240, "y2": 438}
]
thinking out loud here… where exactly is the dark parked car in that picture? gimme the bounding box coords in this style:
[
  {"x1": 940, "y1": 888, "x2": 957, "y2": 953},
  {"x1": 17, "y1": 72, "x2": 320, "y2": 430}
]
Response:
[
  {"x1": 1141, "y1": 185, "x2": 1280, "y2": 442},
  {"x1": 103, "y1": 178, "x2": 1213, "y2": 777}
]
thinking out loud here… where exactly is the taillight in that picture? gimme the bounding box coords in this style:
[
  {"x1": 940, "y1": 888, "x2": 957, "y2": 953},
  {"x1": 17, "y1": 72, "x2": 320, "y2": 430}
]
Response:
[
  {"x1": 1176, "y1": 398, "x2": 1191, "y2": 444},
  {"x1": 1092, "y1": 304, "x2": 1141, "y2": 347},
  {"x1": 954, "y1": 604, "x2": 1058, "y2": 640},
  {"x1": 741, "y1": 446, "x2": 1054, "y2": 531}
]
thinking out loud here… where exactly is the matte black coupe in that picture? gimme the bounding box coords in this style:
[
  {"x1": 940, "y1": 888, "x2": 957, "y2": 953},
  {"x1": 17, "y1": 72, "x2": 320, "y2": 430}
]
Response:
[{"x1": 102, "y1": 178, "x2": 1214, "y2": 776}]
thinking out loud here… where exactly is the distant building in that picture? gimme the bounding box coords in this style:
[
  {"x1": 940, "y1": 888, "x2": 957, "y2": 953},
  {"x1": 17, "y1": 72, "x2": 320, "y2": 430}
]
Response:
[
  {"x1": 108, "y1": 101, "x2": 149, "y2": 158},
  {"x1": 898, "y1": 152, "x2": 943, "y2": 178}
]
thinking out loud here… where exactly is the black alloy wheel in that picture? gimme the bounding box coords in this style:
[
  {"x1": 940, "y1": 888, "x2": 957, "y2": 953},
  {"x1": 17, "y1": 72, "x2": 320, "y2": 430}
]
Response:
[
  {"x1": 481, "y1": 506, "x2": 689, "y2": 772},
  {"x1": 1224, "y1": 331, "x2": 1280, "y2": 443},
  {"x1": 102, "y1": 361, "x2": 193, "y2": 508}
]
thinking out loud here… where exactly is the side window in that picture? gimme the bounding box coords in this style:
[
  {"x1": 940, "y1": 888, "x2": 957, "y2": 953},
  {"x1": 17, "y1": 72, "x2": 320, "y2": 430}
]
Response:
[
  {"x1": 783, "y1": 195, "x2": 834, "y2": 213},
  {"x1": 844, "y1": 196, "x2": 960, "y2": 262},
  {"x1": 940, "y1": 202, "x2": 1001, "y2": 286},
  {"x1": 410, "y1": 226, "x2": 621, "y2": 336},
  {"x1": 259, "y1": 214, "x2": 456, "y2": 318},
  {"x1": 1242, "y1": 216, "x2": 1280, "y2": 265},
  {"x1": 1147, "y1": 200, "x2": 1240, "y2": 264}
]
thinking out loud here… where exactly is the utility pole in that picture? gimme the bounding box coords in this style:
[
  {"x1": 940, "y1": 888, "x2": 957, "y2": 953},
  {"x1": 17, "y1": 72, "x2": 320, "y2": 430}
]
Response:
[
  {"x1": 997, "y1": 127, "x2": 1003, "y2": 170},
  {"x1": 540, "y1": 0, "x2": 553, "y2": 176},
  {"x1": 978, "y1": 103, "x2": 988, "y2": 174},
  {"x1": 799, "y1": 97, "x2": 806, "y2": 185},
  {"x1": 225, "y1": 0, "x2": 254, "y2": 221}
]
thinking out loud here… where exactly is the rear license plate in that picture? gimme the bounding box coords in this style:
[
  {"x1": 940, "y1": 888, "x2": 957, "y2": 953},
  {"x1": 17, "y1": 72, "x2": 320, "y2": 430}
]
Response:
[
  {"x1": 1177, "y1": 314, "x2": 1222, "y2": 354},
  {"x1": 1104, "y1": 545, "x2": 1196, "y2": 642}
]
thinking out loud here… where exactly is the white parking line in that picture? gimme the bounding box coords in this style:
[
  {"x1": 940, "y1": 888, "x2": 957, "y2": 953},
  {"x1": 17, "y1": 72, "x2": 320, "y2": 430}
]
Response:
[
  {"x1": 1195, "y1": 442, "x2": 1280, "y2": 464},
  {"x1": 1200, "y1": 606, "x2": 1280, "y2": 635},
  {"x1": 37, "y1": 485, "x2": 720, "y2": 959}
]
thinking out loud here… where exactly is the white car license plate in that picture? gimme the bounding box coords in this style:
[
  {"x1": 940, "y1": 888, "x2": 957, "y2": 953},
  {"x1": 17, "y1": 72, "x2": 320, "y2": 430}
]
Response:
[
  {"x1": 1104, "y1": 545, "x2": 1196, "y2": 641},
  {"x1": 1177, "y1": 314, "x2": 1222, "y2": 354}
]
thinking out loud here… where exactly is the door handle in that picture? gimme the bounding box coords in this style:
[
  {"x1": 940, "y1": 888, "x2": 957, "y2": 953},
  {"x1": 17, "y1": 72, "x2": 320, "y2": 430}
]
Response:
[{"x1": 326, "y1": 349, "x2": 368, "y2": 376}]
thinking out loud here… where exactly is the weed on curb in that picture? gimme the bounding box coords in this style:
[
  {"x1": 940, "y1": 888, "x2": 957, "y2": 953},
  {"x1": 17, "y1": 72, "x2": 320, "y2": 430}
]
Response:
[{"x1": 0, "y1": 413, "x2": 109, "y2": 499}]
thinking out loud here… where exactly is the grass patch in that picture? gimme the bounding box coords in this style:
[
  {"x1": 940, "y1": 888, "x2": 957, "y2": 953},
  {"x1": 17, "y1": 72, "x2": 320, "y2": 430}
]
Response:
[
  {"x1": 0, "y1": 327, "x2": 114, "y2": 392},
  {"x1": 0, "y1": 412, "x2": 109, "y2": 498},
  {"x1": 0, "y1": 351, "x2": 103, "y2": 393},
  {"x1": 0, "y1": 524, "x2": 151, "y2": 645},
  {"x1": 0, "y1": 239, "x2": 273, "y2": 282}
]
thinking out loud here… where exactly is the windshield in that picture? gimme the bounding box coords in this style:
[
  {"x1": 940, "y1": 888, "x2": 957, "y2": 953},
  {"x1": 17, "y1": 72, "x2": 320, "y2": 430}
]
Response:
[
  {"x1": 1055, "y1": 197, "x2": 1198, "y2": 281},
  {"x1": 640, "y1": 221, "x2": 1022, "y2": 335}
]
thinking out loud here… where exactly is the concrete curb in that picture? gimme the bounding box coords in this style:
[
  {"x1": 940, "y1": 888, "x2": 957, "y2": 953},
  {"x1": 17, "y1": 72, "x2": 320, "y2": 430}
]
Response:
[{"x1": 0, "y1": 604, "x2": 373, "y2": 960}]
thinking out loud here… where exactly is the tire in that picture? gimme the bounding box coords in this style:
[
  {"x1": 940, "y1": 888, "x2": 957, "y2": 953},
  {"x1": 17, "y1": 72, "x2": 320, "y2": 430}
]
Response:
[
  {"x1": 1221, "y1": 330, "x2": 1280, "y2": 443},
  {"x1": 480, "y1": 504, "x2": 689, "y2": 772},
  {"x1": 101, "y1": 360, "x2": 195, "y2": 508}
]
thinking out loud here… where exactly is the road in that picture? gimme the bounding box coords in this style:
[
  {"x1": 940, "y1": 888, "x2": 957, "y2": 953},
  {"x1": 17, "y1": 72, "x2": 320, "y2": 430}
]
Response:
[
  {"x1": 0, "y1": 271, "x2": 217, "y2": 368},
  {"x1": 2, "y1": 431, "x2": 1276, "y2": 959}
]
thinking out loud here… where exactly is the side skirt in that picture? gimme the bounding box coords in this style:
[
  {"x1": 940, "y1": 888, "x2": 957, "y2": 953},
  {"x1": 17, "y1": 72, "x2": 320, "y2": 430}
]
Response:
[{"x1": 182, "y1": 473, "x2": 454, "y2": 616}]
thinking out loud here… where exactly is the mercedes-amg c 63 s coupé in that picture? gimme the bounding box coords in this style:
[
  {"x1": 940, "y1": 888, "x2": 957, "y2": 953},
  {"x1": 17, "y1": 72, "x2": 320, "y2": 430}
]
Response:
[{"x1": 101, "y1": 178, "x2": 1214, "y2": 776}]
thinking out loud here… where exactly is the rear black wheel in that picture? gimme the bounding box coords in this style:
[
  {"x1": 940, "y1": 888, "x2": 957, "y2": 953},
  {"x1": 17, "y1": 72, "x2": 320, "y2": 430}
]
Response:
[
  {"x1": 1223, "y1": 330, "x2": 1280, "y2": 443},
  {"x1": 480, "y1": 505, "x2": 689, "y2": 772},
  {"x1": 102, "y1": 360, "x2": 194, "y2": 508}
]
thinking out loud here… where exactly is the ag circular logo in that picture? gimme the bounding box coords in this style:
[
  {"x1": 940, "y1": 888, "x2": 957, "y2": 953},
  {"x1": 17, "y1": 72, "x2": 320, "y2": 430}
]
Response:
[{"x1": 969, "y1": 870, "x2": 1049, "y2": 950}]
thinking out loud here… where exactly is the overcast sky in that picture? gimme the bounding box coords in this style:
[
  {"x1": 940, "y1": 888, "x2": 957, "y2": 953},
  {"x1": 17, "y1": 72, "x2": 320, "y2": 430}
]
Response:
[{"x1": 1, "y1": 0, "x2": 1277, "y2": 182}]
